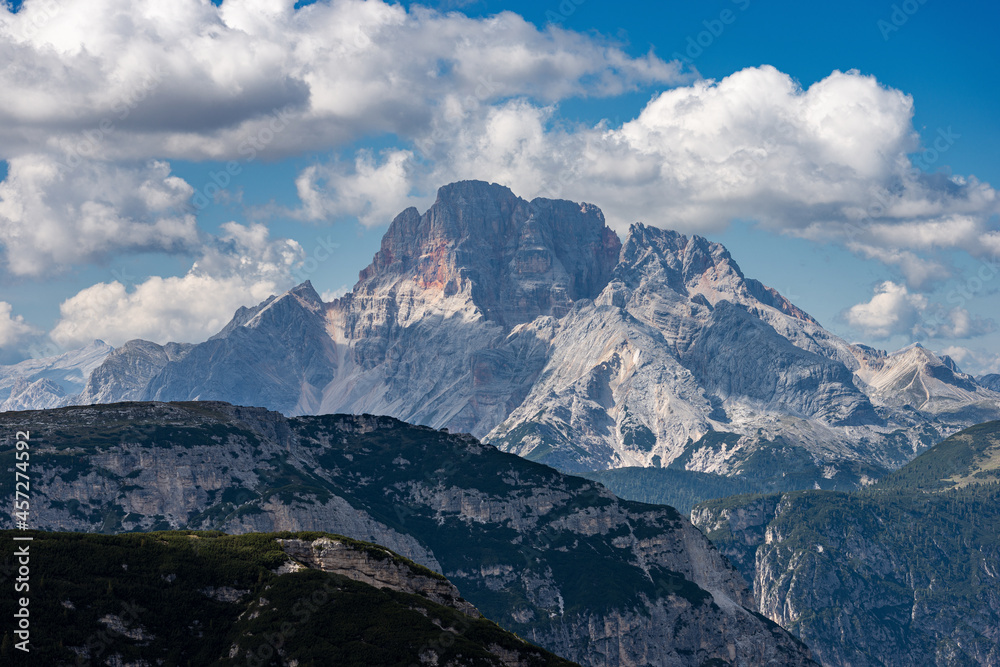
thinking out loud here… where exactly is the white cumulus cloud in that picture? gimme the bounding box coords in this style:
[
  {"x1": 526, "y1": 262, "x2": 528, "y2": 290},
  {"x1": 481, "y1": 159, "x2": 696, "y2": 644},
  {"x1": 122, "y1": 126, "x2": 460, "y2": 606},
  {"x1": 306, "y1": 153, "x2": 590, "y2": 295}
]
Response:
[
  {"x1": 0, "y1": 0, "x2": 687, "y2": 163},
  {"x1": 0, "y1": 155, "x2": 199, "y2": 276},
  {"x1": 0, "y1": 301, "x2": 38, "y2": 350},
  {"x1": 49, "y1": 222, "x2": 304, "y2": 347},
  {"x1": 293, "y1": 149, "x2": 417, "y2": 226},
  {"x1": 290, "y1": 65, "x2": 1000, "y2": 290},
  {"x1": 1, "y1": 2, "x2": 998, "y2": 357},
  {"x1": 845, "y1": 281, "x2": 994, "y2": 340}
]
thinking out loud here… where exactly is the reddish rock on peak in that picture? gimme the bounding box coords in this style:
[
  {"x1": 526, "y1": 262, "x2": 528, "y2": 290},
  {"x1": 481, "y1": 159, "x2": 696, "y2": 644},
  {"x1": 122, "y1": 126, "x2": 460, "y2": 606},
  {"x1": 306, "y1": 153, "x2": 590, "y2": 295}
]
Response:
[{"x1": 358, "y1": 180, "x2": 621, "y2": 327}]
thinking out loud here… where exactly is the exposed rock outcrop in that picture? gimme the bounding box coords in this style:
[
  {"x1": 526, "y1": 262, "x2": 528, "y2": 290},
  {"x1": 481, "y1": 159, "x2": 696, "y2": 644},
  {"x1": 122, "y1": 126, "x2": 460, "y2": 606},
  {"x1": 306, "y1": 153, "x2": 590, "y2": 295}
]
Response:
[{"x1": 278, "y1": 536, "x2": 480, "y2": 618}]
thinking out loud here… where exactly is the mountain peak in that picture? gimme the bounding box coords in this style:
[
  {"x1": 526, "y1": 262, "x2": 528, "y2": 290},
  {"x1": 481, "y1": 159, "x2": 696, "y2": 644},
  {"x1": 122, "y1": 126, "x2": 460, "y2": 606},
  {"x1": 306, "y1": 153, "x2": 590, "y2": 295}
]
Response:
[
  {"x1": 19, "y1": 181, "x2": 1000, "y2": 499},
  {"x1": 889, "y1": 342, "x2": 937, "y2": 363},
  {"x1": 287, "y1": 280, "x2": 324, "y2": 305},
  {"x1": 434, "y1": 179, "x2": 519, "y2": 206},
  {"x1": 354, "y1": 180, "x2": 620, "y2": 327},
  {"x1": 621, "y1": 224, "x2": 740, "y2": 277},
  {"x1": 246, "y1": 281, "x2": 325, "y2": 327},
  {"x1": 617, "y1": 222, "x2": 818, "y2": 324}
]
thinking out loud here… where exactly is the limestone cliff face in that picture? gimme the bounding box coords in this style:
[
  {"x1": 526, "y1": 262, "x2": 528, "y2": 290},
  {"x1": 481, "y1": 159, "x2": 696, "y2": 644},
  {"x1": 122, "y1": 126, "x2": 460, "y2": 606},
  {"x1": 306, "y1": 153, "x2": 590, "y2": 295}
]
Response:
[
  {"x1": 321, "y1": 180, "x2": 620, "y2": 438},
  {"x1": 689, "y1": 495, "x2": 783, "y2": 589},
  {"x1": 354, "y1": 180, "x2": 620, "y2": 329},
  {"x1": 0, "y1": 401, "x2": 816, "y2": 666},
  {"x1": 752, "y1": 496, "x2": 1000, "y2": 667}
]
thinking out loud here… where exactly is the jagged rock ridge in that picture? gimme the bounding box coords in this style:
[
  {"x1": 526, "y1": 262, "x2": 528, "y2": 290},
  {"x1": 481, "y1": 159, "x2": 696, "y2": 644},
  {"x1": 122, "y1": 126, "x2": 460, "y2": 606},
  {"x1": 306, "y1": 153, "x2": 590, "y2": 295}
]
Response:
[
  {"x1": 0, "y1": 339, "x2": 112, "y2": 408},
  {"x1": 277, "y1": 535, "x2": 481, "y2": 618},
  {"x1": 975, "y1": 373, "x2": 1000, "y2": 392}
]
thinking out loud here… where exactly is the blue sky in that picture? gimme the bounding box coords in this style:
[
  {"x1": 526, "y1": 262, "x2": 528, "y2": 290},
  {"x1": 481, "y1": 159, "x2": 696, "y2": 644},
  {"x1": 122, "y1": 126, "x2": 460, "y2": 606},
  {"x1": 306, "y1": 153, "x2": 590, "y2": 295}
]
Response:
[{"x1": 1, "y1": 0, "x2": 998, "y2": 372}]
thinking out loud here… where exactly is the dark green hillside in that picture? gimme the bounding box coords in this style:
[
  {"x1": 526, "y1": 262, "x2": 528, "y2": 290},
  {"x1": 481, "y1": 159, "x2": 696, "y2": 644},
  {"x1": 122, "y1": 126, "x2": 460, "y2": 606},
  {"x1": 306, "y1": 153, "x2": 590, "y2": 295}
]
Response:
[
  {"x1": 289, "y1": 413, "x2": 709, "y2": 620},
  {"x1": 0, "y1": 530, "x2": 575, "y2": 666}
]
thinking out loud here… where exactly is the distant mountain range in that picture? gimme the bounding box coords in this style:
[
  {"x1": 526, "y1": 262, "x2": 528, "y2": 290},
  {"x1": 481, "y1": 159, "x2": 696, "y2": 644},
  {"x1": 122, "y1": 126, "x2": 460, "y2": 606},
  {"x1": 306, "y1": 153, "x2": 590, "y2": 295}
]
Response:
[
  {"x1": 0, "y1": 339, "x2": 111, "y2": 411},
  {"x1": 4, "y1": 180, "x2": 1000, "y2": 491}
]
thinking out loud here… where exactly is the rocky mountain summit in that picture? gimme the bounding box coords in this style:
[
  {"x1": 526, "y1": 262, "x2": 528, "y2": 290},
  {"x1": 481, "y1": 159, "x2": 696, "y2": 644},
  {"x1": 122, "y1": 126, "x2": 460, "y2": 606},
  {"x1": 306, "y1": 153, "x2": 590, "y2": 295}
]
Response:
[
  {"x1": 0, "y1": 401, "x2": 815, "y2": 665},
  {"x1": 12, "y1": 181, "x2": 1000, "y2": 489},
  {"x1": 276, "y1": 534, "x2": 481, "y2": 618}
]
